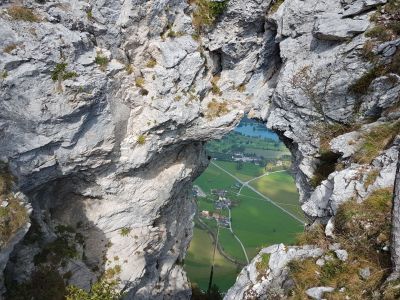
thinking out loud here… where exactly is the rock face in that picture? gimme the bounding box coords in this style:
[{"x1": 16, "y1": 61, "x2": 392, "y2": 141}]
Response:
[
  {"x1": 0, "y1": 0, "x2": 399, "y2": 299},
  {"x1": 305, "y1": 286, "x2": 335, "y2": 299},
  {"x1": 224, "y1": 244, "x2": 324, "y2": 299},
  {"x1": 224, "y1": 0, "x2": 400, "y2": 297},
  {"x1": 0, "y1": 0, "x2": 244, "y2": 298},
  {"x1": 0, "y1": 191, "x2": 31, "y2": 295}
]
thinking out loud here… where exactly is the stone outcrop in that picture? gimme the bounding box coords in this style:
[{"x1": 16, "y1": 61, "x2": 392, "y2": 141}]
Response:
[
  {"x1": 224, "y1": 0, "x2": 399, "y2": 296},
  {"x1": 0, "y1": 0, "x2": 399, "y2": 298},
  {"x1": 0, "y1": 0, "x2": 244, "y2": 298},
  {"x1": 224, "y1": 244, "x2": 324, "y2": 299},
  {"x1": 0, "y1": 191, "x2": 31, "y2": 295}
]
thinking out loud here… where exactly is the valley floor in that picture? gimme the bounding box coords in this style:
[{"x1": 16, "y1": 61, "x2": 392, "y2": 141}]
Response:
[{"x1": 184, "y1": 160, "x2": 304, "y2": 292}]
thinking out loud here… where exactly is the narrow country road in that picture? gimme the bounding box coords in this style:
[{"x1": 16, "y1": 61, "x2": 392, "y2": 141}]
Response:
[
  {"x1": 211, "y1": 160, "x2": 305, "y2": 224},
  {"x1": 237, "y1": 169, "x2": 286, "y2": 195},
  {"x1": 196, "y1": 216, "x2": 245, "y2": 267},
  {"x1": 227, "y1": 207, "x2": 249, "y2": 264}
]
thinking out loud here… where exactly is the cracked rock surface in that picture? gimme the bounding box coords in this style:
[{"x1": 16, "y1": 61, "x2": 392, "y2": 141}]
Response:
[{"x1": 0, "y1": 0, "x2": 399, "y2": 298}]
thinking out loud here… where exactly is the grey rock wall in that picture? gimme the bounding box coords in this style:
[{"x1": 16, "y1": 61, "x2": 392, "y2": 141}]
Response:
[
  {"x1": 0, "y1": 0, "x2": 399, "y2": 298},
  {"x1": 0, "y1": 0, "x2": 245, "y2": 297}
]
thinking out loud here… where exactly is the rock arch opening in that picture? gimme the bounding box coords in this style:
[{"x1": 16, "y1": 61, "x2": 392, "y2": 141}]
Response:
[{"x1": 184, "y1": 115, "x2": 306, "y2": 295}]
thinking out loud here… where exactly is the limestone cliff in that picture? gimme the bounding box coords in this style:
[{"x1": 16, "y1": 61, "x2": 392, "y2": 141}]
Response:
[
  {"x1": 0, "y1": 0, "x2": 244, "y2": 298},
  {"x1": 222, "y1": 0, "x2": 400, "y2": 298},
  {"x1": 0, "y1": 0, "x2": 399, "y2": 299}
]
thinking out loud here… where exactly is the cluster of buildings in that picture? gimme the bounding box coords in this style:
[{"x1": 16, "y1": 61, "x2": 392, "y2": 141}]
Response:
[
  {"x1": 231, "y1": 152, "x2": 262, "y2": 164},
  {"x1": 200, "y1": 210, "x2": 230, "y2": 228},
  {"x1": 199, "y1": 189, "x2": 232, "y2": 228},
  {"x1": 211, "y1": 189, "x2": 227, "y2": 197},
  {"x1": 215, "y1": 197, "x2": 231, "y2": 210}
]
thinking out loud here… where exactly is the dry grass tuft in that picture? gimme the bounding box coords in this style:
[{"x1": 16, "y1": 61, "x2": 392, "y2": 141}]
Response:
[
  {"x1": 335, "y1": 188, "x2": 392, "y2": 264},
  {"x1": 256, "y1": 253, "x2": 270, "y2": 272},
  {"x1": 206, "y1": 99, "x2": 229, "y2": 119},
  {"x1": 0, "y1": 163, "x2": 28, "y2": 246},
  {"x1": 269, "y1": 0, "x2": 285, "y2": 14},
  {"x1": 295, "y1": 224, "x2": 328, "y2": 249},
  {"x1": 137, "y1": 135, "x2": 146, "y2": 145},
  {"x1": 289, "y1": 188, "x2": 393, "y2": 298},
  {"x1": 3, "y1": 44, "x2": 17, "y2": 54},
  {"x1": 146, "y1": 58, "x2": 157, "y2": 68},
  {"x1": 211, "y1": 75, "x2": 222, "y2": 95},
  {"x1": 8, "y1": 6, "x2": 40, "y2": 22},
  {"x1": 236, "y1": 83, "x2": 246, "y2": 93},
  {"x1": 364, "y1": 169, "x2": 380, "y2": 189},
  {"x1": 354, "y1": 121, "x2": 400, "y2": 164},
  {"x1": 314, "y1": 122, "x2": 360, "y2": 153},
  {"x1": 366, "y1": 0, "x2": 400, "y2": 42},
  {"x1": 125, "y1": 64, "x2": 133, "y2": 75},
  {"x1": 135, "y1": 77, "x2": 145, "y2": 88}
]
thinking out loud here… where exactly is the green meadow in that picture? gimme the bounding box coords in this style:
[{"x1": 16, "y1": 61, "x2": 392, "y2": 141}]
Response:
[
  {"x1": 185, "y1": 161, "x2": 304, "y2": 292},
  {"x1": 229, "y1": 186, "x2": 303, "y2": 258},
  {"x1": 185, "y1": 226, "x2": 238, "y2": 292},
  {"x1": 244, "y1": 147, "x2": 289, "y2": 159},
  {"x1": 249, "y1": 171, "x2": 305, "y2": 221},
  {"x1": 211, "y1": 160, "x2": 265, "y2": 182},
  {"x1": 195, "y1": 163, "x2": 236, "y2": 192}
]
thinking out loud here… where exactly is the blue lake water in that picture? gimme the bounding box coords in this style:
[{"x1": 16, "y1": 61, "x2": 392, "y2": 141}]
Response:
[{"x1": 234, "y1": 121, "x2": 279, "y2": 141}]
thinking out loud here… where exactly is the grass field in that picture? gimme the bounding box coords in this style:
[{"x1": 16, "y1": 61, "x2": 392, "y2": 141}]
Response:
[
  {"x1": 184, "y1": 116, "x2": 307, "y2": 294},
  {"x1": 185, "y1": 226, "x2": 239, "y2": 292},
  {"x1": 207, "y1": 131, "x2": 286, "y2": 154},
  {"x1": 218, "y1": 228, "x2": 246, "y2": 262},
  {"x1": 244, "y1": 147, "x2": 289, "y2": 159},
  {"x1": 230, "y1": 186, "x2": 303, "y2": 258},
  {"x1": 185, "y1": 133, "x2": 305, "y2": 293},
  {"x1": 212, "y1": 160, "x2": 266, "y2": 182},
  {"x1": 249, "y1": 171, "x2": 305, "y2": 221},
  {"x1": 195, "y1": 163, "x2": 237, "y2": 192}
]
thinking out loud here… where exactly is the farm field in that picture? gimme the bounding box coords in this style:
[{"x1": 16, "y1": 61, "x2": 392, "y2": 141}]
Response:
[
  {"x1": 195, "y1": 184, "x2": 303, "y2": 261},
  {"x1": 195, "y1": 163, "x2": 236, "y2": 192},
  {"x1": 218, "y1": 228, "x2": 247, "y2": 262},
  {"x1": 184, "y1": 117, "x2": 304, "y2": 294},
  {"x1": 230, "y1": 186, "x2": 303, "y2": 258},
  {"x1": 185, "y1": 160, "x2": 304, "y2": 292},
  {"x1": 244, "y1": 147, "x2": 290, "y2": 159},
  {"x1": 185, "y1": 226, "x2": 238, "y2": 292},
  {"x1": 249, "y1": 171, "x2": 306, "y2": 221},
  {"x1": 212, "y1": 160, "x2": 266, "y2": 182}
]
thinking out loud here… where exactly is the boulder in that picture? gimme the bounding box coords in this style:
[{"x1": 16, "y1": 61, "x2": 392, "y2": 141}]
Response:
[
  {"x1": 343, "y1": 0, "x2": 387, "y2": 17},
  {"x1": 306, "y1": 286, "x2": 335, "y2": 299},
  {"x1": 313, "y1": 13, "x2": 369, "y2": 41},
  {"x1": 359, "y1": 267, "x2": 371, "y2": 280},
  {"x1": 335, "y1": 249, "x2": 349, "y2": 261}
]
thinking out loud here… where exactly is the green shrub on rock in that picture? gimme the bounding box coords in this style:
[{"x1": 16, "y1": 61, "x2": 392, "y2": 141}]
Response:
[
  {"x1": 119, "y1": 227, "x2": 131, "y2": 236},
  {"x1": 191, "y1": 0, "x2": 229, "y2": 32},
  {"x1": 66, "y1": 265, "x2": 123, "y2": 300},
  {"x1": 6, "y1": 266, "x2": 66, "y2": 300},
  {"x1": 95, "y1": 52, "x2": 109, "y2": 71},
  {"x1": 51, "y1": 63, "x2": 78, "y2": 81}
]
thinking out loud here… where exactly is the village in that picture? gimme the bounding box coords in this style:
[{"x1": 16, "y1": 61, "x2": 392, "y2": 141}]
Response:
[
  {"x1": 231, "y1": 152, "x2": 263, "y2": 165},
  {"x1": 197, "y1": 189, "x2": 234, "y2": 228},
  {"x1": 231, "y1": 152, "x2": 289, "y2": 169}
]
